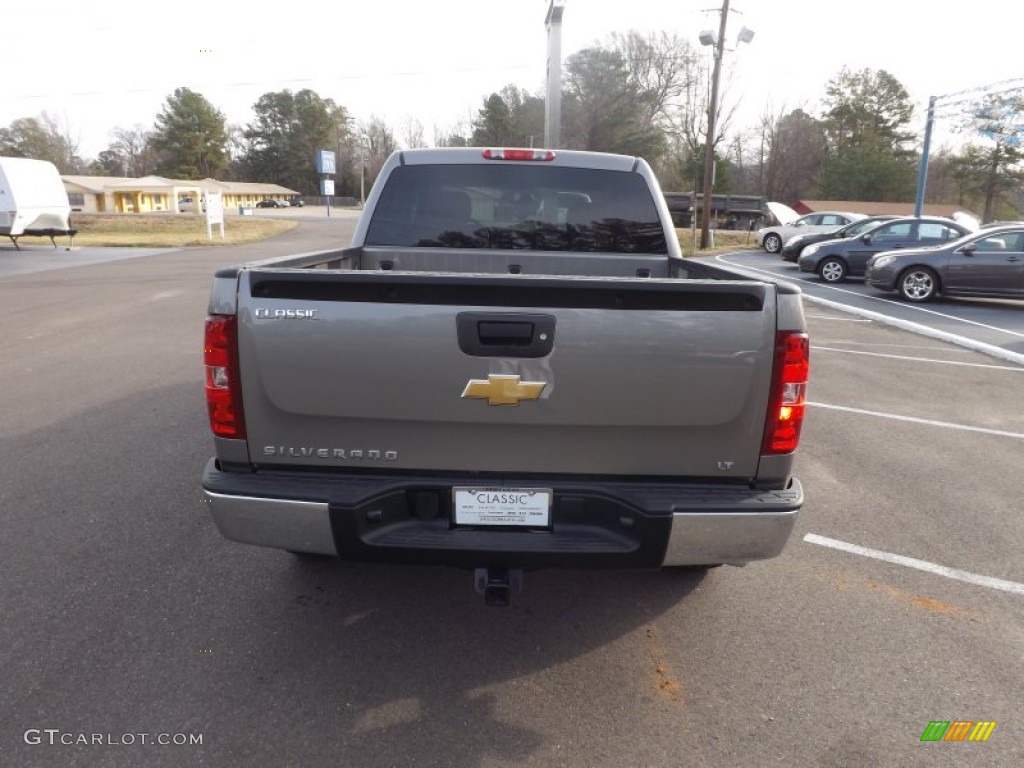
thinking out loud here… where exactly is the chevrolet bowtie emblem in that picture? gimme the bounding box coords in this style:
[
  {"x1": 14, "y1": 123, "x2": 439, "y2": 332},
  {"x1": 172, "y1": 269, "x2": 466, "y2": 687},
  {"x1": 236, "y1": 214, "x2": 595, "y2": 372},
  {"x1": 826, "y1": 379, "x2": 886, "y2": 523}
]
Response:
[{"x1": 462, "y1": 374, "x2": 547, "y2": 406}]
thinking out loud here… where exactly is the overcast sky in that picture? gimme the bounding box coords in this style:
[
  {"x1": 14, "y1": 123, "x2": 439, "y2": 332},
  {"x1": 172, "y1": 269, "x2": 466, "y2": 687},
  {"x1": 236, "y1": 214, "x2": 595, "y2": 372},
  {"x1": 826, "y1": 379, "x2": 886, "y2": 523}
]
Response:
[{"x1": 4, "y1": 0, "x2": 1022, "y2": 159}]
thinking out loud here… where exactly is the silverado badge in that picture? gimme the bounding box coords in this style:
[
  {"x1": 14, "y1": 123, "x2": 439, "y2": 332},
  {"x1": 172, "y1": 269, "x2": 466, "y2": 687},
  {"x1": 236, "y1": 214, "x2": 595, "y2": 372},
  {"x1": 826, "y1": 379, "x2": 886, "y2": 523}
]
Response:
[{"x1": 462, "y1": 374, "x2": 547, "y2": 406}]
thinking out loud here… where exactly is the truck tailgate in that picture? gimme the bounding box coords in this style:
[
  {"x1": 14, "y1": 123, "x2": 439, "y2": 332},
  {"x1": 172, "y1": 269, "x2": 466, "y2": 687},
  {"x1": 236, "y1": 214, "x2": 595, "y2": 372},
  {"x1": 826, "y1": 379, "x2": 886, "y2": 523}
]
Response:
[{"x1": 237, "y1": 270, "x2": 776, "y2": 479}]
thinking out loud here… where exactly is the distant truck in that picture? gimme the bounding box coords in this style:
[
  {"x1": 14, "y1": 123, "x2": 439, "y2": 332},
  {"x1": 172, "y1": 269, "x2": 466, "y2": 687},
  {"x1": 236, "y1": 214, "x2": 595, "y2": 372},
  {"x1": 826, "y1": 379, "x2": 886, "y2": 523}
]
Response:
[
  {"x1": 0, "y1": 157, "x2": 75, "y2": 249},
  {"x1": 201, "y1": 147, "x2": 809, "y2": 605}
]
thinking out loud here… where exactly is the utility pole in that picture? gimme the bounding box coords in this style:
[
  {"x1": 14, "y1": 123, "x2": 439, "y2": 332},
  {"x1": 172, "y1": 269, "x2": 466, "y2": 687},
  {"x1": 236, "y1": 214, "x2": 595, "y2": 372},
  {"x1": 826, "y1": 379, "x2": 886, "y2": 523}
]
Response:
[
  {"x1": 700, "y1": 0, "x2": 730, "y2": 250},
  {"x1": 913, "y1": 96, "x2": 937, "y2": 218},
  {"x1": 544, "y1": 1, "x2": 567, "y2": 149}
]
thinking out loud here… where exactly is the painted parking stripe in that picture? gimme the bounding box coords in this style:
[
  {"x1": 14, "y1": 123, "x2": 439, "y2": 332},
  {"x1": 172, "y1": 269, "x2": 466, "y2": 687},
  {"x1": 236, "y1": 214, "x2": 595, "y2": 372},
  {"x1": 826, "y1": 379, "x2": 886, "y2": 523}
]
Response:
[
  {"x1": 804, "y1": 534, "x2": 1024, "y2": 595},
  {"x1": 816, "y1": 340, "x2": 979, "y2": 352},
  {"x1": 809, "y1": 401, "x2": 1024, "y2": 439},
  {"x1": 823, "y1": 288, "x2": 1024, "y2": 341},
  {"x1": 805, "y1": 314, "x2": 872, "y2": 322},
  {"x1": 713, "y1": 255, "x2": 1024, "y2": 367},
  {"x1": 813, "y1": 346, "x2": 1024, "y2": 371},
  {"x1": 717, "y1": 253, "x2": 1024, "y2": 340}
]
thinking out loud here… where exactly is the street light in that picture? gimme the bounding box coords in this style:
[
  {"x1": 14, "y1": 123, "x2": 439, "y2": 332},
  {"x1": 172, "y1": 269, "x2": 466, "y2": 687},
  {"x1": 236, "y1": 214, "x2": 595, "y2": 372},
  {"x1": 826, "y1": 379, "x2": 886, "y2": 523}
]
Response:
[{"x1": 698, "y1": 1, "x2": 753, "y2": 249}]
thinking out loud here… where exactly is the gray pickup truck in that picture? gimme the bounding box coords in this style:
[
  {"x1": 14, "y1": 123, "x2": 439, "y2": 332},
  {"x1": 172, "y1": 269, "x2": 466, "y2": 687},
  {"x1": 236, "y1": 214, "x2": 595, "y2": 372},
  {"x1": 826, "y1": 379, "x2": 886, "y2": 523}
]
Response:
[{"x1": 201, "y1": 147, "x2": 808, "y2": 604}]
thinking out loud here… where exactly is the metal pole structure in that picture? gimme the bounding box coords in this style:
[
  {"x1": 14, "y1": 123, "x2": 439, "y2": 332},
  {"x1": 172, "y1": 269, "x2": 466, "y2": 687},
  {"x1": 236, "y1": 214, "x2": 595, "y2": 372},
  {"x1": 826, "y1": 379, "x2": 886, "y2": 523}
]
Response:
[
  {"x1": 360, "y1": 150, "x2": 366, "y2": 209},
  {"x1": 544, "y1": 1, "x2": 566, "y2": 149},
  {"x1": 913, "y1": 96, "x2": 937, "y2": 218},
  {"x1": 700, "y1": 0, "x2": 730, "y2": 250}
]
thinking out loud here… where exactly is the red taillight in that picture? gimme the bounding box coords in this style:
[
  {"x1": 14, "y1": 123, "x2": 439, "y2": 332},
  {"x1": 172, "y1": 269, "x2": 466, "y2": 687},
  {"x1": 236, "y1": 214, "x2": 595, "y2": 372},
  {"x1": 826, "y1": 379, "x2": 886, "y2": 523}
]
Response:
[
  {"x1": 482, "y1": 148, "x2": 556, "y2": 161},
  {"x1": 762, "y1": 331, "x2": 809, "y2": 454},
  {"x1": 204, "y1": 315, "x2": 246, "y2": 439}
]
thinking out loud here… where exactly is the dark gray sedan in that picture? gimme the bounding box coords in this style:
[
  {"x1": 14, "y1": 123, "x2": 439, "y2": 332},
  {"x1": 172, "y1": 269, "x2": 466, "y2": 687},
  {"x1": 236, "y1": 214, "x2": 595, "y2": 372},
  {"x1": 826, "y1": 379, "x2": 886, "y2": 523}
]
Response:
[
  {"x1": 780, "y1": 215, "x2": 898, "y2": 262},
  {"x1": 865, "y1": 226, "x2": 1024, "y2": 302},
  {"x1": 797, "y1": 216, "x2": 969, "y2": 283}
]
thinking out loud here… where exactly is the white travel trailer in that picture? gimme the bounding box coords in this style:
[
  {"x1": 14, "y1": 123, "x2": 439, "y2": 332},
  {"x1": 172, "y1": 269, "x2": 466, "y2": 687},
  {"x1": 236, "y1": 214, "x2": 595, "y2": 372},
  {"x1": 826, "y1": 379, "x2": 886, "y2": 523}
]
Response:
[{"x1": 0, "y1": 156, "x2": 74, "y2": 248}]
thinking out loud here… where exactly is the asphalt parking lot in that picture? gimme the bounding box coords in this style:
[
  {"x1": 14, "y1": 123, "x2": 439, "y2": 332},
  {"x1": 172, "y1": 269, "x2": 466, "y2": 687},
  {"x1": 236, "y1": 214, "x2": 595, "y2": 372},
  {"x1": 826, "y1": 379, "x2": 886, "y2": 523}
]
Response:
[
  {"x1": 717, "y1": 250, "x2": 1024, "y2": 364},
  {"x1": 0, "y1": 244, "x2": 181, "y2": 278},
  {"x1": 2, "y1": 227, "x2": 1021, "y2": 767}
]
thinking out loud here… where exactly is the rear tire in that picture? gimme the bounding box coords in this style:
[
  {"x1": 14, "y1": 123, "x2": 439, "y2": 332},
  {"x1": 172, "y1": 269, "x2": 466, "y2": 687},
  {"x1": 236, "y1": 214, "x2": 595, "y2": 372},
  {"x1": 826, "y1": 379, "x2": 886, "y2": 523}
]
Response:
[
  {"x1": 818, "y1": 257, "x2": 847, "y2": 283},
  {"x1": 763, "y1": 233, "x2": 782, "y2": 254},
  {"x1": 898, "y1": 267, "x2": 939, "y2": 302}
]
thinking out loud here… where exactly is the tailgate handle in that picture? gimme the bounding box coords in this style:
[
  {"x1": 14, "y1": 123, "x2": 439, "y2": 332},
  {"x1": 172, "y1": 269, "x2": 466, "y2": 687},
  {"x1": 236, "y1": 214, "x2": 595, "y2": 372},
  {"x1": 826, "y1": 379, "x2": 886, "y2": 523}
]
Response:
[
  {"x1": 478, "y1": 321, "x2": 533, "y2": 345},
  {"x1": 457, "y1": 312, "x2": 555, "y2": 358}
]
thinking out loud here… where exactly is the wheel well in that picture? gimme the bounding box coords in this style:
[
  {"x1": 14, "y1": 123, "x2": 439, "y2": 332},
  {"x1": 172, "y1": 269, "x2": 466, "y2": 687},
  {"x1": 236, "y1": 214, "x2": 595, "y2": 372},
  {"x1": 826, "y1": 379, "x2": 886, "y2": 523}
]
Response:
[{"x1": 818, "y1": 254, "x2": 847, "y2": 268}]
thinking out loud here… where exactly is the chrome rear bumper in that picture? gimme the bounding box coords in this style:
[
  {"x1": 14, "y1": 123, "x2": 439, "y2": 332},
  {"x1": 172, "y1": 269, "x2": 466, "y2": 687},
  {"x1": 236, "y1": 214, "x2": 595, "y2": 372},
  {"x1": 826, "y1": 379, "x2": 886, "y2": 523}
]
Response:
[{"x1": 202, "y1": 459, "x2": 801, "y2": 567}]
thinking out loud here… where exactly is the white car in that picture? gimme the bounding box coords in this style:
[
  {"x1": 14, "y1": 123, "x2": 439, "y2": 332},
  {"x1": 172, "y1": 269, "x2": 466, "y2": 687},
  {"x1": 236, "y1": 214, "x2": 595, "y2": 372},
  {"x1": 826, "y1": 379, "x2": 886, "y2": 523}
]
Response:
[
  {"x1": 178, "y1": 197, "x2": 207, "y2": 213},
  {"x1": 756, "y1": 208, "x2": 866, "y2": 254}
]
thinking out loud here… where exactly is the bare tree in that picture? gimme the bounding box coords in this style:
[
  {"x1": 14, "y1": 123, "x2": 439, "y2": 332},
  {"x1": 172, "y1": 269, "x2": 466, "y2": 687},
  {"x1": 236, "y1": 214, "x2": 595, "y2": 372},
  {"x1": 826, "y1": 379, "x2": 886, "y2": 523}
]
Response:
[
  {"x1": 400, "y1": 117, "x2": 427, "y2": 149},
  {"x1": 610, "y1": 30, "x2": 699, "y2": 130},
  {"x1": 726, "y1": 128, "x2": 762, "y2": 193},
  {"x1": 431, "y1": 116, "x2": 473, "y2": 148},
  {"x1": 758, "y1": 103, "x2": 826, "y2": 203},
  {"x1": 108, "y1": 125, "x2": 158, "y2": 177},
  {"x1": 359, "y1": 116, "x2": 399, "y2": 188}
]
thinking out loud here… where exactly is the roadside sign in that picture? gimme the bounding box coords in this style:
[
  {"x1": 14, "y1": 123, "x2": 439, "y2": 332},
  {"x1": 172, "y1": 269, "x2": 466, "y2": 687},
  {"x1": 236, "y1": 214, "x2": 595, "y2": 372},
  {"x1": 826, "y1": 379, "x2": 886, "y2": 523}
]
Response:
[
  {"x1": 321, "y1": 179, "x2": 335, "y2": 196},
  {"x1": 204, "y1": 191, "x2": 225, "y2": 240},
  {"x1": 316, "y1": 150, "x2": 336, "y2": 175}
]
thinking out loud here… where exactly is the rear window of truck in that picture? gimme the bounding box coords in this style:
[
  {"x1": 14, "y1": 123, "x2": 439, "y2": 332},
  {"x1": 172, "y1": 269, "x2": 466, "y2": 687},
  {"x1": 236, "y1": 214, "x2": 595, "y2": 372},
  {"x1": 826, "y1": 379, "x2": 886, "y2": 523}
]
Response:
[{"x1": 364, "y1": 164, "x2": 668, "y2": 254}]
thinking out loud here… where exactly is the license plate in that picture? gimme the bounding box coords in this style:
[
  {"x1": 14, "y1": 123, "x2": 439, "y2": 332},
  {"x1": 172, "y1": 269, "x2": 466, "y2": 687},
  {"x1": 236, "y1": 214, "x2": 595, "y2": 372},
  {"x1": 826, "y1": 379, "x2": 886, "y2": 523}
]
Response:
[{"x1": 453, "y1": 487, "x2": 552, "y2": 527}]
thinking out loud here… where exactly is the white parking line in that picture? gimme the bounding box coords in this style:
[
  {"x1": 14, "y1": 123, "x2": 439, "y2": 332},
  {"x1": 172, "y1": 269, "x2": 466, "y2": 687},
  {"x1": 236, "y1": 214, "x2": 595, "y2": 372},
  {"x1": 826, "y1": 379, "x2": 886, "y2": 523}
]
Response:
[
  {"x1": 813, "y1": 346, "x2": 1024, "y2": 371},
  {"x1": 804, "y1": 534, "x2": 1024, "y2": 595},
  {"x1": 809, "y1": 401, "x2": 1024, "y2": 439},
  {"x1": 718, "y1": 254, "x2": 1024, "y2": 339},
  {"x1": 807, "y1": 293, "x2": 1024, "y2": 343},
  {"x1": 816, "y1": 340, "x2": 978, "y2": 352},
  {"x1": 805, "y1": 314, "x2": 872, "y2": 322},
  {"x1": 713, "y1": 254, "x2": 1024, "y2": 367}
]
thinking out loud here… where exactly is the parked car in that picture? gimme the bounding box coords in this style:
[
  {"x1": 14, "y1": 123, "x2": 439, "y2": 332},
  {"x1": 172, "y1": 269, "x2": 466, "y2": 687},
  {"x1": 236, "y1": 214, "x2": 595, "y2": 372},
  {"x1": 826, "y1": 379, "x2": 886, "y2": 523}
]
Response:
[
  {"x1": 780, "y1": 215, "x2": 899, "y2": 262},
  {"x1": 978, "y1": 219, "x2": 1024, "y2": 229},
  {"x1": 291, "y1": 198, "x2": 304, "y2": 208},
  {"x1": 798, "y1": 216, "x2": 970, "y2": 283},
  {"x1": 178, "y1": 197, "x2": 206, "y2": 213},
  {"x1": 865, "y1": 225, "x2": 1024, "y2": 302},
  {"x1": 756, "y1": 211, "x2": 865, "y2": 254},
  {"x1": 256, "y1": 199, "x2": 287, "y2": 208}
]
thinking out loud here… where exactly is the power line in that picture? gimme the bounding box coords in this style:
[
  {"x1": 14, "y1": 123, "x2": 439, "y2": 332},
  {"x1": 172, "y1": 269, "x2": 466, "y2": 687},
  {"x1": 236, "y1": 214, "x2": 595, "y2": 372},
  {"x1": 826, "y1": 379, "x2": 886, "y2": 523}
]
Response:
[
  {"x1": 6, "y1": 63, "x2": 543, "y2": 103},
  {"x1": 913, "y1": 77, "x2": 1024, "y2": 216},
  {"x1": 7, "y1": 48, "x2": 718, "y2": 104}
]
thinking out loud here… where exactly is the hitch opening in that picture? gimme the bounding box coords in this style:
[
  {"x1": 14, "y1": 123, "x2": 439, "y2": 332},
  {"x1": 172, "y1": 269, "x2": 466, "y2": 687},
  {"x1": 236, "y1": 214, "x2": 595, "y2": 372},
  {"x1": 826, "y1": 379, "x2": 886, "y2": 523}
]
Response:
[{"x1": 474, "y1": 567, "x2": 523, "y2": 607}]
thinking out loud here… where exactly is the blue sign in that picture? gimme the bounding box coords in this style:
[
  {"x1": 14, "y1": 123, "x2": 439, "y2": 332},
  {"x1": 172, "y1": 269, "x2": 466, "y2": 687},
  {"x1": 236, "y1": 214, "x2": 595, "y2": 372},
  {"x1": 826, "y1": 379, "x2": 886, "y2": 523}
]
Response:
[{"x1": 316, "y1": 150, "x2": 336, "y2": 174}]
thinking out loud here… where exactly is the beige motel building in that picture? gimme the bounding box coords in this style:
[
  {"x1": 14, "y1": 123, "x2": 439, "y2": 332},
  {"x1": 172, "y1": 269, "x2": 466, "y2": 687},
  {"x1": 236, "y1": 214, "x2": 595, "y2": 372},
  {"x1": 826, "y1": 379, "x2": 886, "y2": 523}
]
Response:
[{"x1": 61, "y1": 175, "x2": 300, "y2": 214}]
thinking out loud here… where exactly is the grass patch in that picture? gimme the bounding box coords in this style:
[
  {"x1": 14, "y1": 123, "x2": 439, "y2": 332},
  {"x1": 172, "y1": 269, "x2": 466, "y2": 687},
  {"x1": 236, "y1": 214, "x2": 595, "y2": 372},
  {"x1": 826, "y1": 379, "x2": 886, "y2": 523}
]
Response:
[
  {"x1": 36, "y1": 216, "x2": 744, "y2": 252},
  {"x1": 676, "y1": 228, "x2": 758, "y2": 257},
  {"x1": 58, "y1": 213, "x2": 298, "y2": 247}
]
